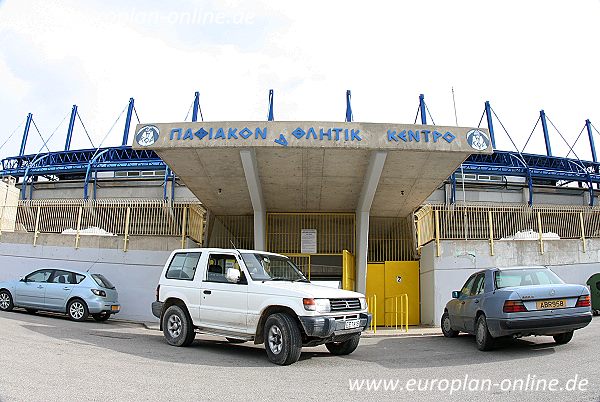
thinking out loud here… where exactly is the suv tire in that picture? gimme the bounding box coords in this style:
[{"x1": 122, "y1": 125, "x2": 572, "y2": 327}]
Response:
[
  {"x1": 264, "y1": 313, "x2": 302, "y2": 365},
  {"x1": 553, "y1": 331, "x2": 574, "y2": 345},
  {"x1": 475, "y1": 315, "x2": 495, "y2": 351},
  {"x1": 441, "y1": 312, "x2": 459, "y2": 338},
  {"x1": 163, "y1": 305, "x2": 195, "y2": 347},
  {"x1": 325, "y1": 334, "x2": 360, "y2": 355}
]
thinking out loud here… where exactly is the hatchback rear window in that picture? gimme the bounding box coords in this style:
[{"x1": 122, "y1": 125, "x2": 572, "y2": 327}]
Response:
[{"x1": 91, "y1": 274, "x2": 116, "y2": 289}]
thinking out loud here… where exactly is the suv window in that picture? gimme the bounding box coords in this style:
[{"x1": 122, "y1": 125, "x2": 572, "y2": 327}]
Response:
[
  {"x1": 206, "y1": 254, "x2": 246, "y2": 284},
  {"x1": 25, "y1": 270, "x2": 53, "y2": 283},
  {"x1": 165, "y1": 252, "x2": 201, "y2": 280}
]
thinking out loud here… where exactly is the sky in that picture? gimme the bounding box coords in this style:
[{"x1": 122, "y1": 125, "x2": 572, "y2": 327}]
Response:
[{"x1": 0, "y1": 0, "x2": 599, "y2": 160}]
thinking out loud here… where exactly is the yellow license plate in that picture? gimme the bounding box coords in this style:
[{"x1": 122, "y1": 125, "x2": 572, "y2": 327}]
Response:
[
  {"x1": 536, "y1": 299, "x2": 567, "y2": 310},
  {"x1": 111, "y1": 305, "x2": 120, "y2": 311}
]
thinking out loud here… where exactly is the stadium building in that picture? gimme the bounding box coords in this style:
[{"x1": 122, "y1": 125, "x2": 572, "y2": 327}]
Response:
[{"x1": 1, "y1": 91, "x2": 599, "y2": 325}]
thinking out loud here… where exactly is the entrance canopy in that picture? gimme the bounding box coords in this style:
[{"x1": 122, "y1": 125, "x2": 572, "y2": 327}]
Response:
[{"x1": 133, "y1": 121, "x2": 492, "y2": 217}]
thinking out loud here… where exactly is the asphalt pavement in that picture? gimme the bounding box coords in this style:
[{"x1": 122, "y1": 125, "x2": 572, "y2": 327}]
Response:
[{"x1": 0, "y1": 310, "x2": 598, "y2": 402}]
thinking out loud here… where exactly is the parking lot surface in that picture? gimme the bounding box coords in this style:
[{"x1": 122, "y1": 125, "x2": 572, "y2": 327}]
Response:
[{"x1": 0, "y1": 310, "x2": 598, "y2": 401}]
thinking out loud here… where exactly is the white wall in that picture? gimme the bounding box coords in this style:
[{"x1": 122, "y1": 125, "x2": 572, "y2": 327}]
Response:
[
  {"x1": 0, "y1": 239, "x2": 173, "y2": 322},
  {"x1": 419, "y1": 239, "x2": 600, "y2": 326}
]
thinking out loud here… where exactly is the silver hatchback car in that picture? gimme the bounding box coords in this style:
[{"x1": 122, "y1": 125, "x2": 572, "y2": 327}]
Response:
[
  {"x1": 0, "y1": 268, "x2": 120, "y2": 322},
  {"x1": 441, "y1": 266, "x2": 592, "y2": 350}
]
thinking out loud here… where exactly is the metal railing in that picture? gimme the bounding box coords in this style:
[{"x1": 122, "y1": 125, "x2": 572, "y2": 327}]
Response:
[
  {"x1": 384, "y1": 294, "x2": 408, "y2": 331},
  {"x1": 1, "y1": 199, "x2": 205, "y2": 250},
  {"x1": 415, "y1": 203, "x2": 600, "y2": 256},
  {"x1": 266, "y1": 212, "x2": 355, "y2": 255},
  {"x1": 368, "y1": 294, "x2": 377, "y2": 333},
  {"x1": 368, "y1": 216, "x2": 415, "y2": 262}
]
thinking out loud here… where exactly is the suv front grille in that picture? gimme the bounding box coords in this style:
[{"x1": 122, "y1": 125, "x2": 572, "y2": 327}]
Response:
[{"x1": 329, "y1": 298, "x2": 361, "y2": 312}]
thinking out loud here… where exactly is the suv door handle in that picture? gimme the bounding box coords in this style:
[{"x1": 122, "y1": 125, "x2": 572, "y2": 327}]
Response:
[
  {"x1": 474, "y1": 299, "x2": 480, "y2": 304},
  {"x1": 203, "y1": 290, "x2": 212, "y2": 295}
]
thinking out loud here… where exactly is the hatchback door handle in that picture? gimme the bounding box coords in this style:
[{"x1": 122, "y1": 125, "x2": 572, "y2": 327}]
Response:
[
  {"x1": 63, "y1": 287, "x2": 71, "y2": 291},
  {"x1": 474, "y1": 299, "x2": 480, "y2": 304},
  {"x1": 203, "y1": 290, "x2": 212, "y2": 295},
  {"x1": 37, "y1": 285, "x2": 44, "y2": 289}
]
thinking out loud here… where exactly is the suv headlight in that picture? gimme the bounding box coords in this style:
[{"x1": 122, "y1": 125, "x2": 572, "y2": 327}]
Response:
[
  {"x1": 359, "y1": 297, "x2": 367, "y2": 310},
  {"x1": 303, "y1": 298, "x2": 331, "y2": 313}
]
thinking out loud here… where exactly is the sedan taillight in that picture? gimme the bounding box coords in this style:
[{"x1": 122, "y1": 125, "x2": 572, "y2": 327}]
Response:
[
  {"x1": 503, "y1": 300, "x2": 527, "y2": 313},
  {"x1": 576, "y1": 295, "x2": 591, "y2": 308}
]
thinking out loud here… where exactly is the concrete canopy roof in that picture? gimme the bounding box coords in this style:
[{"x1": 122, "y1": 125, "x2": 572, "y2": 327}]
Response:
[{"x1": 134, "y1": 121, "x2": 492, "y2": 217}]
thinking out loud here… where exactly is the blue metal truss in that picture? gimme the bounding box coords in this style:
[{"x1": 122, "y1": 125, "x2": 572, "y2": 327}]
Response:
[{"x1": 460, "y1": 151, "x2": 598, "y2": 205}]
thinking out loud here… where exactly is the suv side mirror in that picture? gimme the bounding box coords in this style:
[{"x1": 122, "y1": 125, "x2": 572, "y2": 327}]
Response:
[
  {"x1": 225, "y1": 268, "x2": 241, "y2": 283},
  {"x1": 452, "y1": 290, "x2": 460, "y2": 299}
]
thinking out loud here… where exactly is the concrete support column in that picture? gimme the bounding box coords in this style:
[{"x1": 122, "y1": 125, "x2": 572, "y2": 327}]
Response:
[
  {"x1": 355, "y1": 151, "x2": 387, "y2": 294},
  {"x1": 254, "y1": 209, "x2": 266, "y2": 251},
  {"x1": 240, "y1": 149, "x2": 266, "y2": 251},
  {"x1": 355, "y1": 210, "x2": 370, "y2": 294},
  {"x1": 522, "y1": 187, "x2": 530, "y2": 205}
]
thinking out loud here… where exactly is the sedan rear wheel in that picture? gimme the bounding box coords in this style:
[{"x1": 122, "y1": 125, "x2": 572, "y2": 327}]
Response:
[
  {"x1": 553, "y1": 331, "x2": 574, "y2": 345},
  {"x1": 441, "y1": 312, "x2": 459, "y2": 338},
  {"x1": 475, "y1": 315, "x2": 495, "y2": 351},
  {"x1": 67, "y1": 299, "x2": 89, "y2": 322},
  {"x1": 0, "y1": 290, "x2": 14, "y2": 312}
]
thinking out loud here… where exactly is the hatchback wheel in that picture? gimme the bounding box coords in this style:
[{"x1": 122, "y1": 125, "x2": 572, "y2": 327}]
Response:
[
  {"x1": 92, "y1": 312, "x2": 111, "y2": 322},
  {"x1": 553, "y1": 331, "x2": 574, "y2": 345},
  {"x1": 475, "y1": 315, "x2": 495, "y2": 351},
  {"x1": 441, "y1": 312, "x2": 459, "y2": 338},
  {"x1": 67, "y1": 299, "x2": 89, "y2": 322},
  {"x1": 0, "y1": 290, "x2": 14, "y2": 312}
]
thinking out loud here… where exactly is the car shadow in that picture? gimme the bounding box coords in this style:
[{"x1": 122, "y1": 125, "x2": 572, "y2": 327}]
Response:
[
  {"x1": 2, "y1": 311, "x2": 564, "y2": 369},
  {"x1": 344, "y1": 333, "x2": 559, "y2": 369}
]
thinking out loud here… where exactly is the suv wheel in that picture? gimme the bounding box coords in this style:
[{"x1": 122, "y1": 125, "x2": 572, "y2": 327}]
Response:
[
  {"x1": 264, "y1": 313, "x2": 302, "y2": 365},
  {"x1": 163, "y1": 305, "x2": 195, "y2": 347},
  {"x1": 0, "y1": 290, "x2": 14, "y2": 312},
  {"x1": 67, "y1": 299, "x2": 89, "y2": 322},
  {"x1": 441, "y1": 312, "x2": 459, "y2": 338},
  {"x1": 475, "y1": 315, "x2": 494, "y2": 351},
  {"x1": 553, "y1": 331, "x2": 574, "y2": 345},
  {"x1": 325, "y1": 334, "x2": 360, "y2": 355}
]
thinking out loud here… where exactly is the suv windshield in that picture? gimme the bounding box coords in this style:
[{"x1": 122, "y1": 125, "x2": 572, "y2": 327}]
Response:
[
  {"x1": 495, "y1": 268, "x2": 563, "y2": 289},
  {"x1": 91, "y1": 274, "x2": 116, "y2": 289},
  {"x1": 241, "y1": 253, "x2": 308, "y2": 282}
]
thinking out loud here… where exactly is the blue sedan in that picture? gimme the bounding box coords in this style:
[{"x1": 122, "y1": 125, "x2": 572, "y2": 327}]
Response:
[
  {"x1": 0, "y1": 268, "x2": 120, "y2": 322},
  {"x1": 441, "y1": 266, "x2": 592, "y2": 350}
]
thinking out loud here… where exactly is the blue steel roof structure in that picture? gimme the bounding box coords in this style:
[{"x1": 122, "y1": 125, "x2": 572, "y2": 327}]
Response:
[{"x1": 0, "y1": 92, "x2": 598, "y2": 204}]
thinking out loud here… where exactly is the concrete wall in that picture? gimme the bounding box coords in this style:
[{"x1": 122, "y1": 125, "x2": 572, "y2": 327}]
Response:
[
  {"x1": 0, "y1": 232, "x2": 198, "y2": 322},
  {"x1": 419, "y1": 238, "x2": 600, "y2": 326},
  {"x1": 427, "y1": 184, "x2": 593, "y2": 206},
  {"x1": 19, "y1": 178, "x2": 196, "y2": 201},
  {"x1": 0, "y1": 178, "x2": 19, "y2": 232}
]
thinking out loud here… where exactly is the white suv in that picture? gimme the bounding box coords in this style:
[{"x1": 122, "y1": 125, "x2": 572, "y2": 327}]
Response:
[{"x1": 152, "y1": 248, "x2": 371, "y2": 365}]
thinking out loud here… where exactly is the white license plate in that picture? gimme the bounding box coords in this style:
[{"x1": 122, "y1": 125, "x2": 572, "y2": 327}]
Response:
[{"x1": 344, "y1": 319, "x2": 360, "y2": 330}]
